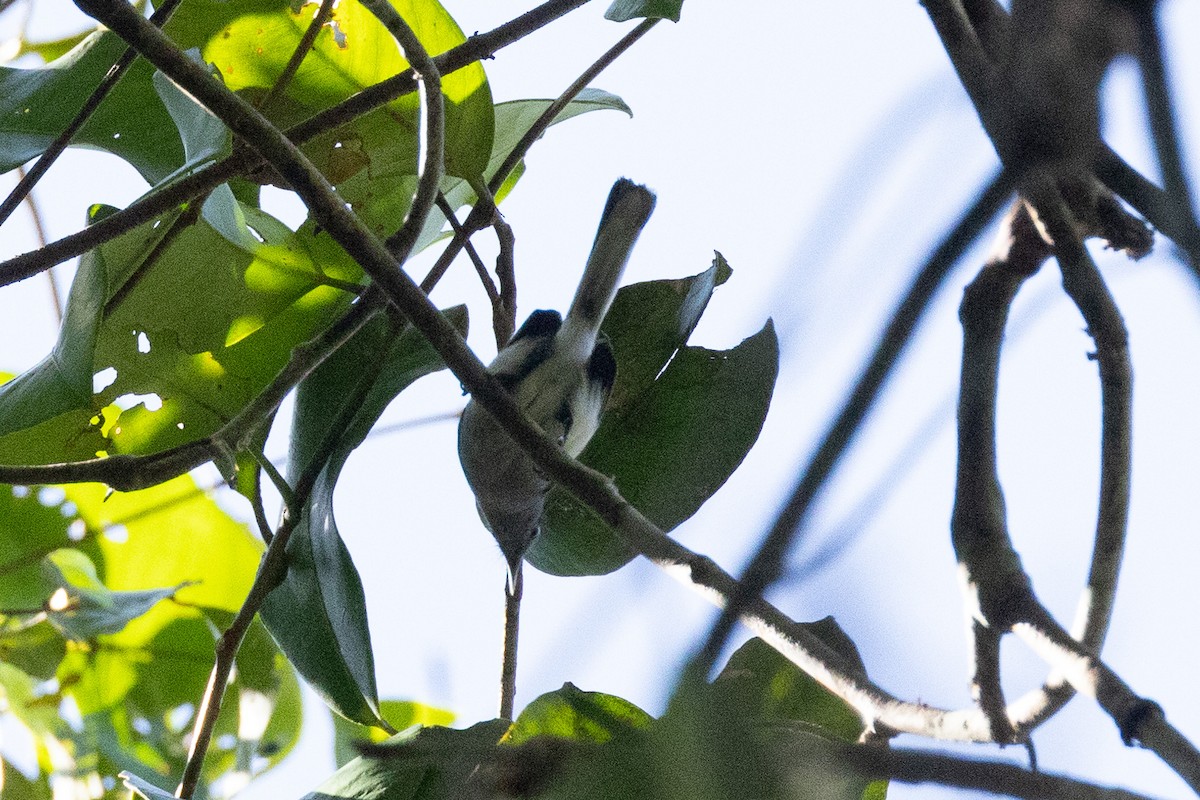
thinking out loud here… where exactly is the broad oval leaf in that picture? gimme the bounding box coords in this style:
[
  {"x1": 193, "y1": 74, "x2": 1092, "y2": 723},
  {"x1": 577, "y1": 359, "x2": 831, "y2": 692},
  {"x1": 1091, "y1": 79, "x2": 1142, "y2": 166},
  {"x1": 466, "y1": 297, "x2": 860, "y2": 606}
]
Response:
[
  {"x1": 0, "y1": 32, "x2": 184, "y2": 181},
  {"x1": 527, "y1": 257, "x2": 776, "y2": 576},
  {"x1": 508, "y1": 683, "x2": 652, "y2": 745}
]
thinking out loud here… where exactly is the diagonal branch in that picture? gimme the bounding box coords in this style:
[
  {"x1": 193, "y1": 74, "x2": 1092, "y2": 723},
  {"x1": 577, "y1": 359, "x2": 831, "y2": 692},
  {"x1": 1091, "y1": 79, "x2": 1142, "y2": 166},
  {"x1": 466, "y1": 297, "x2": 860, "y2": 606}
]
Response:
[{"x1": 694, "y1": 168, "x2": 1018, "y2": 675}]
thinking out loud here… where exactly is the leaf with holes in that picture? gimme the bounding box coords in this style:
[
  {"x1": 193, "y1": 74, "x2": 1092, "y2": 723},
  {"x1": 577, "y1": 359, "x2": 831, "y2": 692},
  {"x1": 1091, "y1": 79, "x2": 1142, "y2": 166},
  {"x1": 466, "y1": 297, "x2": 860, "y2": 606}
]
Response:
[{"x1": 164, "y1": 0, "x2": 494, "y2": 236}]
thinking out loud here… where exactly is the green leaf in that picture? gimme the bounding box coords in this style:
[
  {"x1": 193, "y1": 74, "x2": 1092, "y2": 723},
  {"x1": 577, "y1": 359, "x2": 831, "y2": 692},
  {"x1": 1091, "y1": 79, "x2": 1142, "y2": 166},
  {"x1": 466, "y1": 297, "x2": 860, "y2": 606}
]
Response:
[
  {"x1": 0, "y1": 621, "x2": 66, "y2": 681},
  {"x1": 528, "y1": 258, "x2": 776, "y2": 576},
  {"x1": 303, "y1": 720, "x2": 508, "y2": 800},
  {"x1": 605, "y1": 0, "x2": 684, "y2": 22},
  {"x1": 260, "y1": 306, "x2": 467, "y2": 726},
  {"x1": 401, "y1": 90, "x2": 633, "y2": 254},
  {"x1": 42, "y1": 478, "x2": 298, "y2": 794},
  {"x1": 0, "y1": 764, "x2": 54, "y2": 800},
  {"x1": 0, "y1": 485, "x2": 84, "y2": 608},
  {"x1": 0, "y1": 232, "x2": 109, "y2": 464},
  {"x1": 0, "y1": 32, "x2": 184, "y2": 182},
  {"x1": 332, "y1": 699, "x2": 456, "y2": 768},
  {"x1": 164, "y1": 0, "x2": 494, "y2": 235},
  {"x1": 41, "y1": 548, "x2": 189, "y2": 641},
  {"x1": 0, "y1": 192, "x2": 363, "y2": 465},
  {"x1": 710, "y1": 631, "x2": 867, "y2": 742},
  {"x1": 508, "y1": 683, "x2": 653, "y2": 745},
  {"x1": 121, "y1": 772, "x2": 176, "y2": 800}
]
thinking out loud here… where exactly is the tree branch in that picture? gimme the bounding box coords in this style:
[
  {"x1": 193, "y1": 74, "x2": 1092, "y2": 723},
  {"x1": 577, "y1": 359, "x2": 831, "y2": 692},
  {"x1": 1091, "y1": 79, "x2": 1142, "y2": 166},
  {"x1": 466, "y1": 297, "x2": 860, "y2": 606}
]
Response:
[
  {"x1": 839, "y1": 742, "x2": 1164, "y2": 800},
  {"x1": 694, "y1": 168, "x2": 1018, "y2": 676}
]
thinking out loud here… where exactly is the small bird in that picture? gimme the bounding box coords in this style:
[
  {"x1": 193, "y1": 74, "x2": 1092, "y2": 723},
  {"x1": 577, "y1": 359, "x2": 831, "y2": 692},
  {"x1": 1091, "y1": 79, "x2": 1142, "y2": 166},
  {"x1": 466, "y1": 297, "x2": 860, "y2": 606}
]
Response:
[{"x1": 457, "y1": 179, "x2": 656, "y2": 584}]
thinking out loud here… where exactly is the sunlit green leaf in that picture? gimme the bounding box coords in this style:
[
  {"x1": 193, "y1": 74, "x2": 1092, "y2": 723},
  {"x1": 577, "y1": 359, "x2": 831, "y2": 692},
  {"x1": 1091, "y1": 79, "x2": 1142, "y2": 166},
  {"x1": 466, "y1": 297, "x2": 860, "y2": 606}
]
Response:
[
  {"x1": 165, "y1": 0, "x2": 494, "y2": 238},
  {"x1": 508, "y1": 684, "x2": 652, "y2": 745},
  {"x1": 332, "y1": 699, "x2": 456, "y2": 768},
  {"x1": 261, "y1": 306, "x2": 466, "y2": 726},
  {"x1": 0, "y1": 194, "x2": 362, "y2": 465},
  {"x1": 528, "y1": 258, "x2": 776, "y2": 575}
]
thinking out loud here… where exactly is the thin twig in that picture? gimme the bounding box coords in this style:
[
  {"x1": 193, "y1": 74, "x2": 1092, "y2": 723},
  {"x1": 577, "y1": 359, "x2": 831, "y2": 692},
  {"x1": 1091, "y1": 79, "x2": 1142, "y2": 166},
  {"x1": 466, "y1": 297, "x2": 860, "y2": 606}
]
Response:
[
  {"x1": 13, "y1": 166, "x2": 61, "y2": 320},
  {"x1": 175, "y1": 477, "x2": 296, "y2": 798},
  {"x1": 838, "y1": 742, "x2": 1163, "y2": 800},
  {"x1": 438, "y1": 192, "x2": 500, "y2": 306},
  {"x1": 0, "y1": 0, "x2": 183, "y2": 228},
  {"x1": 256, "y1": 0, "x2": 336, "y2": 113},
  {"x1": 358, "y1": 0, "x2": 444, "y2": 264},
  {"x1": 694, "y1": 169, "x2": 1017, "y2": 676},
  {"x1": 500, "y1": 565, "x2": 522, "y2": 720},
  {"x1": 487, "y1": 18, "x2": 659, "y2": 197},
  {"x1": 1131, "y1": 4, "x2": 1200, "y2": 270},
  {"x1": 492, "y1": 206, "x2": 518, "y2": 347}
]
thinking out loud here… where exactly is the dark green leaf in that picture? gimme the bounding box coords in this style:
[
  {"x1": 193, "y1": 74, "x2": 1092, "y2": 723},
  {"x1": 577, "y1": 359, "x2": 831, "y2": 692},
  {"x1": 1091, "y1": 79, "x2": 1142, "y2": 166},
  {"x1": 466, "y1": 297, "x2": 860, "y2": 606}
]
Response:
[
  {"x1": 0, "y1": 621, "x2": 66, "y2": 680},
  {"x1": 332, "y1": 699, "x2": 456, "y2": 768},
  {"x1": 711, "y1": 631, "x2": 867, "y2": 742},
  {"x1": 605, "y1": 0, "x2": 684, "y2": 22},
  {"x1": 529, "y1": 261, "x2": 776, "y2": 575},
  {"x1": 508, "y1": 683, "x2": 653, "y2": 746},
  {"x1": 302, "y1": 720, "x2": 508, "y2": 800},
  {"x1": 260, "y1": 307, "x2": 467, "y2": 726},
  {"x1": 0, "y1": 32, "x2": 183, "y2": 181},
  {"x1": 0, "y1": 231, "x2": 109, "y2": 464}
]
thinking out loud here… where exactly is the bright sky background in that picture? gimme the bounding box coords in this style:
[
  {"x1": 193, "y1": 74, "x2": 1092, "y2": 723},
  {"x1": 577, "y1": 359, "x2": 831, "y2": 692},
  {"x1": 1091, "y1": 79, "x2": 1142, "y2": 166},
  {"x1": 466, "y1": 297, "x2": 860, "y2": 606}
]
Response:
[{"x1": 3, "y1": 2, "x2": 1200, "y2": 799}]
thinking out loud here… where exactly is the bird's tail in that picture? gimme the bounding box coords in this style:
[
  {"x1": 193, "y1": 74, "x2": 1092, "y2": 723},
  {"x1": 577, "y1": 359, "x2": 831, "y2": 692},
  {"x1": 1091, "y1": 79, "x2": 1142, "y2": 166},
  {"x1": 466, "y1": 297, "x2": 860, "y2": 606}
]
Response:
[{"x1": 558, "y1": 178, "x2": 656, "y2": 362}]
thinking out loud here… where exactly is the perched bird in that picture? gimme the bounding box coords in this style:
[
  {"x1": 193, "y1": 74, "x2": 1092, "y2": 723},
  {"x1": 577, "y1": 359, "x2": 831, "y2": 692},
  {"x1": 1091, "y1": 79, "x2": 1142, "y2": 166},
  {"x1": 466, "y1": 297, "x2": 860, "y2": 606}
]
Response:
[{"x1": 457, "y1": 178, "x2": 656, "y2": 584}]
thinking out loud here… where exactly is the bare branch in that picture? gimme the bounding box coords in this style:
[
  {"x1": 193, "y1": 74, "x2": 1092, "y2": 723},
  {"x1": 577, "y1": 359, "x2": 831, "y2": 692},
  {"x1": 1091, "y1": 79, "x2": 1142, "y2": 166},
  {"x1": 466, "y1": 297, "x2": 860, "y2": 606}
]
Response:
[{"x1": 695, "y1": 168, "x2": 1018, "y2": 676}]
